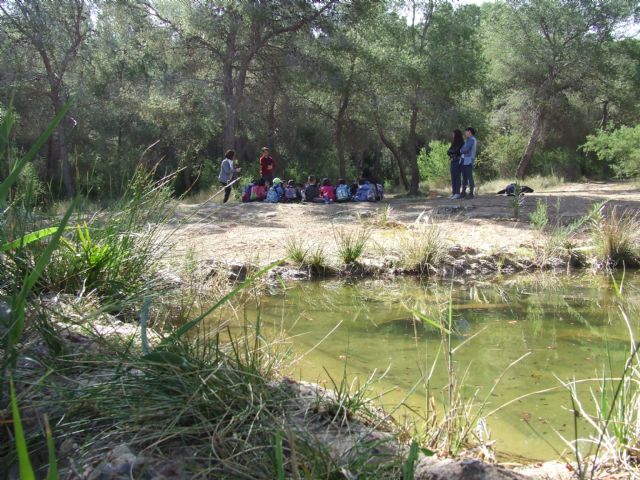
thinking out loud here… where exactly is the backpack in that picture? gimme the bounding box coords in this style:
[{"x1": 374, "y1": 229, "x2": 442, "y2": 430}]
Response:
[
  {"x1": 354, "y1": 182, "x2": 371, "y2": 202},
  {"x1": 285, "y1": 186, "x2": 298, "y2": 200},
  {"x1": 242, "y1": 183, "x2": 254, "y2": 203},
  {"x1": 336, "y1": 184, "x2": 350, "y2": 202},
  {"x1": 250, "y1": 185, "x2": 266, "y2": 201},
  {"x1": 266, "y1": 185, "x2": 283, "y2": 203}
]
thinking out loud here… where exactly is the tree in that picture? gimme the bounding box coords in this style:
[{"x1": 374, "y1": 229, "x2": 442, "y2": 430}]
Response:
[
  {"x1": 485, "y1": 0, "x2": 639, "y2": 179},
  {"x1": 0, "y1": 0, "x2": 91, "y2": 198},
  {"x1": 141, "y1": 0, "x2": 339, "y2": 151},
  {"x1": 366, "y1": 1, "x2": 481, "y2": 194}
]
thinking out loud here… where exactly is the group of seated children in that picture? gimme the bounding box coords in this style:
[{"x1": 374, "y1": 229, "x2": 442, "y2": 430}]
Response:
[{"x1": 241, "y1": 175, "x2": 384, "y2": 204}]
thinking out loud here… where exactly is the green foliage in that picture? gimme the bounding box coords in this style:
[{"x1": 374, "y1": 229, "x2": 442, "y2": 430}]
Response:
[
  {"x1": 10, "y1": 380, "x2": 36, "y2": 480},
  {"x1": 480, "y1": 133, "x2": 527, "y2": 179},
  {"x1": 583, "y1": 125, "x2": 640, "y2": 178},
  {"x1": 403, "y1": 440, "x2": 419, "y2": 480},
  {"x1": 5, "y1": 168, "x2": 174, "y2": 307},
  {"x1": 418, "y1": 141, "x2": 450, "y2": 185},
  {"x1": 529, "y1": 199, "x2": 549, "y2": 231}
]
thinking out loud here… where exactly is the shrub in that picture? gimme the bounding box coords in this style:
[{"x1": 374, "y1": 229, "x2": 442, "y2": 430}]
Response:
[
  {"x1": 582, "y1": 125, "x2": 640, "y2": 178},
  {"x1": 418, "y1": 141, "x2": 450, "y2": 185},
  {"x1": 480, "y1": 133, "x2": 527, "y2": 179}
]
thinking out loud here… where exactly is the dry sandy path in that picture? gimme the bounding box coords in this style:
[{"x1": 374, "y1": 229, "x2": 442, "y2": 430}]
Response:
[{"x1": 163, "y1": 181, "x2": 640, "y2": 267}]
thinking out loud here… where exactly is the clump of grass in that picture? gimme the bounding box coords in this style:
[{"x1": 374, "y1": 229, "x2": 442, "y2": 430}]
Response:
[
  {"x1": 283, "y1": 238, "x2": 329, "y2": 275},
  {"x1": 400, "y1": 224, "x2": 447, "y2": 275},
  {"x1": 589, "y1": 206, "x2": 640, "y2": 269},
  {"x1": 334, "y1": 227, "x2": 370, "y2": 264},
  {"x1": 307, "y1": 244, "x2": 330, "y2": 274},
  {"x1": 366, "y1": 205, "x2": 404, "y2": 229},
  {"x1": 284, "y1": 236, "x2": 309, "y2": 265},
  {"x1": 529, "y1": 199, "x2": 548, "y2": 231}
]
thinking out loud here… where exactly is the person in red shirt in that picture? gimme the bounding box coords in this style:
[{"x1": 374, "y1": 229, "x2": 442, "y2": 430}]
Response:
[{"x1": 259, "y1": 147, "x2": 275, "y2": 184}]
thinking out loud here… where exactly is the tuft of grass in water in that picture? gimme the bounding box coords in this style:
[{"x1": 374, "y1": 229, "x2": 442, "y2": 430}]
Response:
[
  {"x1": 334, "y1": 227, "x2": 370, "y2": 264},
  {"x1": 589, "y1": 206, "x2": 640, "y2": 269},
  {"x1": 408, "y1": 290, "x2": 529, "y2": 458},
  {"x1": 400, "y1": 223, "x2": 447, "y2": 275},
  {"x1": 559, "y1": 277, "x2": 640, "y2": 478}
]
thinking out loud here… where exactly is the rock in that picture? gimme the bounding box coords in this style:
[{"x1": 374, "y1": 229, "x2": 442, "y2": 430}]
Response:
[
  {"x1": 516, "y1": 461, "x2": 573, "y2": 479},
  {"x1": 0, "y1": 301, "x2": 10, "y2": 320},
  {"x1": 415, "y1": 457, "x2": 526, "y2": 480},
  {"x1": 448, "y1": 246, "x2": 464, "y2": 258},
  {"x1": 87, "y1": 444, "x2": 184, "y2": 480},
  {"x1": 228, "y1": 262, "x2": 248, "y2": 282},
  {"x1": 156, "y1": 269, "x2": 184, "y2": 289}
]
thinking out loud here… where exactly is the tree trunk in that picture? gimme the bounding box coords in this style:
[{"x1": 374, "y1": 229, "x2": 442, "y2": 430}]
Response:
[
  {"x1": 222, "y1": 77, "x2": 237, "y2": 151},
  {"x1": 336, "y1": 95, "x2": 349, "y2": 179},
  {"x1": 52, "y1": 93, "x2": 75, "y2": 198},
  {"x1": 57, "y1": 114, "x2": 75, "y2": 198},
  {"x1": 600, "y1": 100, "x2": 609, "y2": 129},
  {"x1": 376, "y1": 124, "x2": 409, "y2": 191},
  {"x1": 516, "y1": 109, "x2": 545, "y2": 180},
  {"x1": 407, "y1": 95, "x2": 420, "y2": 195}
]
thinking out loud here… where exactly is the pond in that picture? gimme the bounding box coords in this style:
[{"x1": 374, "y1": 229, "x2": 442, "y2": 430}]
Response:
[{"x1": 239, "y1": 273, "x2": 640, "y2": 461}]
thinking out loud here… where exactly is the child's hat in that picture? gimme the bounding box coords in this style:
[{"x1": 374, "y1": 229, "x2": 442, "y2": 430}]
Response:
[{"x1": 273, "y1": 177, "x2": 282, "y2": 185}]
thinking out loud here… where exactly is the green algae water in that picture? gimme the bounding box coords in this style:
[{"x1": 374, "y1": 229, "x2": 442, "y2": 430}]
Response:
[{"x1": 240, "y1": 273, "x2": 640, "y2": 461}]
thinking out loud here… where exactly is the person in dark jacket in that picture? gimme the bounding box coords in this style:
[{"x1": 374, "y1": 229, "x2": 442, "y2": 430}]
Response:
[
  {"x1": 447, "y1": 129, "x2": 464, "y2": 199},
  {"x1": 303, "y1": 175, "x2": 321, "y2": 202}
]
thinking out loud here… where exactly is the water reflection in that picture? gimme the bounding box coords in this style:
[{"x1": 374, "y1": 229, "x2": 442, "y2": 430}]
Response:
[{"x1": 235, "y1": 273, "x2": 639, "y2": 460}]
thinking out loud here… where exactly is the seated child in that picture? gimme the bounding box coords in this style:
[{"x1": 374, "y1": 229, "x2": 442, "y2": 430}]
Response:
[
  {"x1": 266, "y1": 177, "x2": 285, "y2": 203},
  {"x1": 353, "y1": 179, "x2": 373, "y2": 202},
  {"x1": 303, "y1": 175, "x2": 322, "y2": 203},
  {"x1": 283, "y1": 179, "x2": 301, "y2": 202},
  {"x1": 335, "y1": 179, "x2": 351, "y2": 202},
  {"x1": 242, "y1": 180, "x2": 256, "y2": 203},
  {"x1": 250, "y1": 178, "x2": 267, "y2": 201},
  {"x1": 319, "y1": 178, "x2": 336, "y2": 203}
]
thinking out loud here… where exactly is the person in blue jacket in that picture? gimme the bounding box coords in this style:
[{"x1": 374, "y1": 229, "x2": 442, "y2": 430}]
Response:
[{"x1": 459, "y1": 127, "x2": 477, "y2": 199}]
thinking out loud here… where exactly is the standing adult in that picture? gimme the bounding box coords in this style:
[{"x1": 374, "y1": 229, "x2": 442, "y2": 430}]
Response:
[
  {"x1": 447, "y1": 129, "x2": 464, "y2": 199},
  {"x1": 218, "y1": 149, "x2": 240, "y2": 204},
  {"x1": 460, "y1": 127, "x2": 477, "y2": 199},
  {"x1": 259, "y1": 147, "x2": 275, "y2": 184}
]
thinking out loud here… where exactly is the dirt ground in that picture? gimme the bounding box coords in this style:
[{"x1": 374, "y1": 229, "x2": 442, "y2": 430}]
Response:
[{"x1": 164, "y1": 181, "x2": 640, "y2": 268}]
